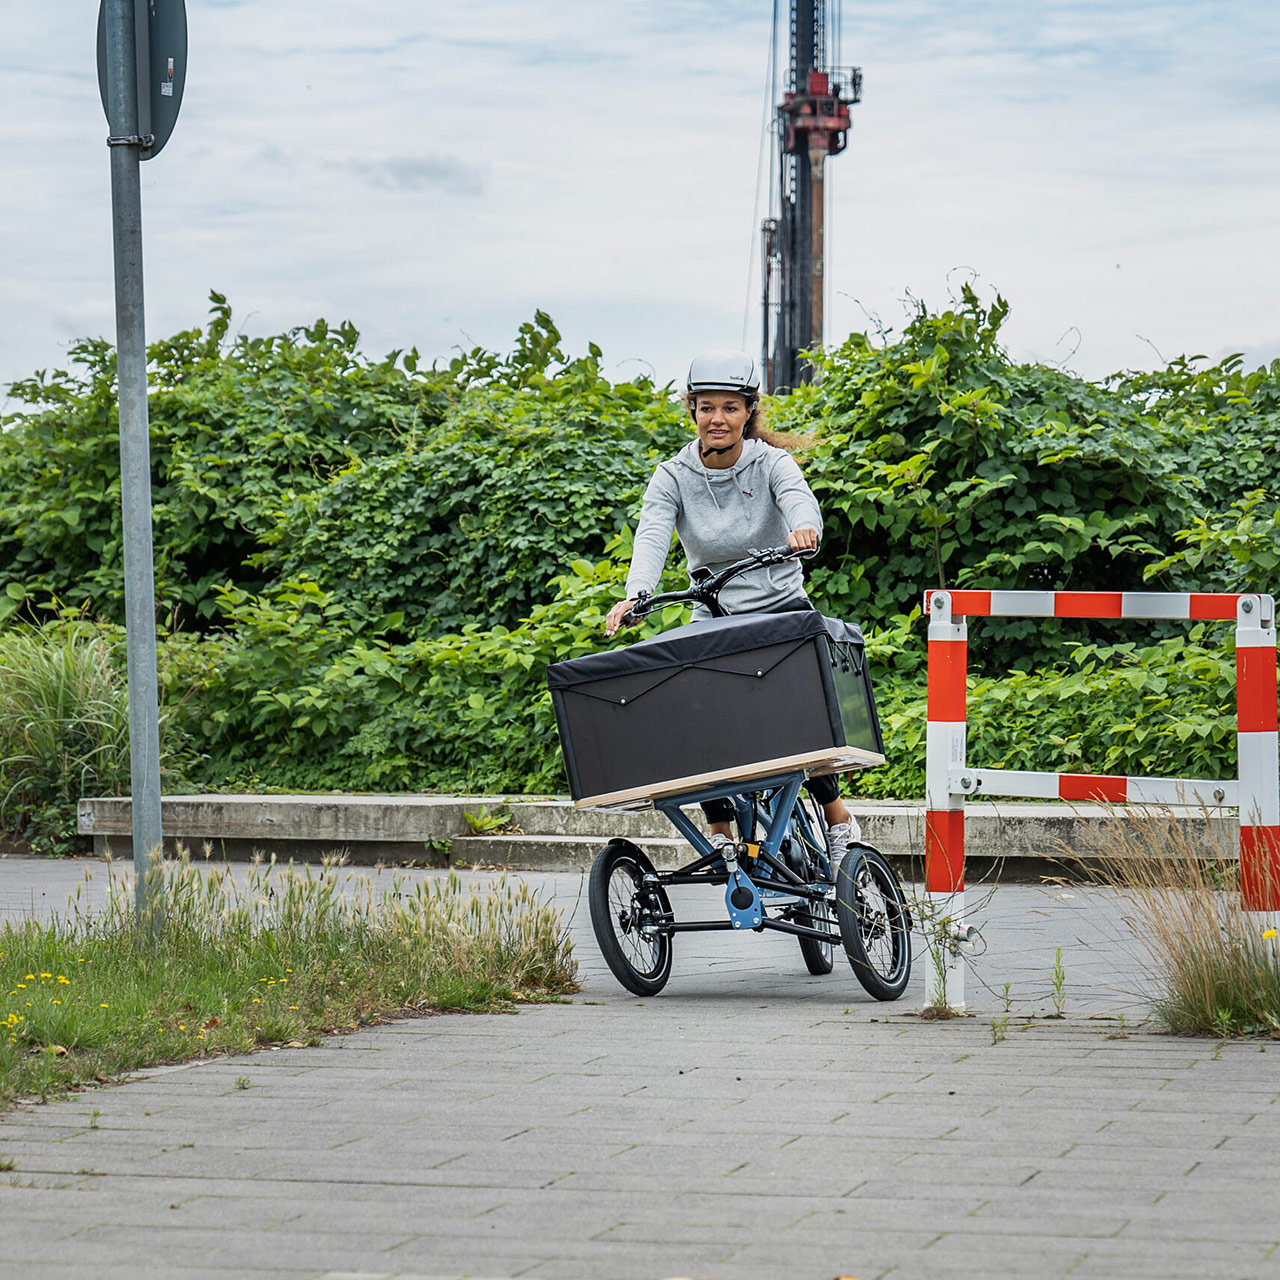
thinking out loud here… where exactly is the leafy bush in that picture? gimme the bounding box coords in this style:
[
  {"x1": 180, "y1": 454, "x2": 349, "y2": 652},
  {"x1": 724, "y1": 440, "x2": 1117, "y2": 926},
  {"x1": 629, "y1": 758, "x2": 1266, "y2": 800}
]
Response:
[
  {"x1": 2, "y1": 290, "x2": 1276, "y2": 824},
  {"x1": 775, "y1": 287, "x2": 1222, "y2": 670},
  {"x1": 169, "y1": 530, "x2": 682, "y2": 794},
  {"x1": 1110, "y1": 352, "x2": 1280, "y2": 515},
  {"x1": 0, "y1": 294, "x2": 451, "y2": 626},
  {"x1": 853, "y1": 624, "x2": 1240, "y2": 800},
  {"x1": 1146, "y1": 490, "x2": 1280, "y2": 594},
  {"x1": 255, "y1": 322, "x2": 688, "y2": 633}
]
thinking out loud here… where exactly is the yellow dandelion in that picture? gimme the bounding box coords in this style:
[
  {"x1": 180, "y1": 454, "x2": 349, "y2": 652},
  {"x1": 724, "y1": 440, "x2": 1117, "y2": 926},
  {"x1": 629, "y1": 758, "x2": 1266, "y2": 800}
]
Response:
[
  {"x1": 39, "y1": 972, "x2": 51, "y2": 979},
  {"x1": 99, "y1": 1003, "x2": 109, "y2": 1008},
  {"x1": 57, "y1": 976, "x2": 70, "y2": 984},
  {"x1": 52, "y1": 1000, "x2": 61, "y2": 1006},
  {"x1": 1265, "y1": 928, "x2": 1278, "y2": 940},
  {"x1": 178, "y1": 1025, "x2": 186, "y2": 1031}
]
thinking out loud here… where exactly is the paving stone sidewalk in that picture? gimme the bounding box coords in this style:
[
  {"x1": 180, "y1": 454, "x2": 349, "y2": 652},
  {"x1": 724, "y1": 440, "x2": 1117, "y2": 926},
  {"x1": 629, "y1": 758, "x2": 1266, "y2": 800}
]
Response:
[{"x1": 1, "y1": 856, "x2": 1278, "y2": 1280}]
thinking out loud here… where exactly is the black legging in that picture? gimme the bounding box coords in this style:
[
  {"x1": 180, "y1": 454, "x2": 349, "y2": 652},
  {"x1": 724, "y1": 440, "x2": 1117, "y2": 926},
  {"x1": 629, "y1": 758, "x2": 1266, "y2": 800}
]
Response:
[{"x1": 702, "y1": 771, "x2": 839, "y2": 825}]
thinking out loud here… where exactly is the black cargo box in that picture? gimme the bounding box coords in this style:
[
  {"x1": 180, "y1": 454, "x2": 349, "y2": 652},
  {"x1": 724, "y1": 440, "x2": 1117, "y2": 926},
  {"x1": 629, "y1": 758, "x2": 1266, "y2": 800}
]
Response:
[{"x1": 546, "y1": 611, "x2": 885, "y2": 809}]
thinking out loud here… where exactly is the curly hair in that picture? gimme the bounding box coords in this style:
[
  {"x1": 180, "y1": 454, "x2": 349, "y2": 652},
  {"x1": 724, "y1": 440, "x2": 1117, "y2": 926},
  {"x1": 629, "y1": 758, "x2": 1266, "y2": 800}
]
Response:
[{"x1": 682, "y1": 391, "x2": 812, "y2": 451}]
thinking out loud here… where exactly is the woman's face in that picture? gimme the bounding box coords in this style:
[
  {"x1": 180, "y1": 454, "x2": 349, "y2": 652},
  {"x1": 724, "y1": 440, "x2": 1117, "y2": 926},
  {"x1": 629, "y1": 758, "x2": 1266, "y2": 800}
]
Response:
[{"x1": 692, "y1": 392, "x2": 750, "y2": 454}]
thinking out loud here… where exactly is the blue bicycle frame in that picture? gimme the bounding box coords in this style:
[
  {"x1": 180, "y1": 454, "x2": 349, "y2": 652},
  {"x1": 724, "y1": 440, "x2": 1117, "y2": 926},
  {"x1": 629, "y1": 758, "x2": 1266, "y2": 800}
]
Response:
[{"x1": 650, "y1": 768, "x2": 837, "y2": 944}]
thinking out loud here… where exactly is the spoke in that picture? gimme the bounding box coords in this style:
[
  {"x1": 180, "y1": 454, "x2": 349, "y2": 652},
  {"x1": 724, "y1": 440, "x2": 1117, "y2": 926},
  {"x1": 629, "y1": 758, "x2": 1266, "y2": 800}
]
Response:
[{"x1": 609, "y1": 864, "x2": 660, "y2": 976}]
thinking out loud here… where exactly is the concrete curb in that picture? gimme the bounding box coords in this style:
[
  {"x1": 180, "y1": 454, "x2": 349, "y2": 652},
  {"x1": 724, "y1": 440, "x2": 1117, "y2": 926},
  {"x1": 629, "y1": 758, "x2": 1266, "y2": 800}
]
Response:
[{"x1": 77, "y1": 792, "x2": 1238, "y2": 879}]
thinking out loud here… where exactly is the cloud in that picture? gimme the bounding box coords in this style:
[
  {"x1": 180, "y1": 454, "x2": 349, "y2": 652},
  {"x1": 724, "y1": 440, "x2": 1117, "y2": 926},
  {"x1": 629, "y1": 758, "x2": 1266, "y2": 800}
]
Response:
[
  {"x1": 342, "y1": 155, "x2": 484, "y2": 195},
  {"x1": 3, "y1": 0, "x2": 1280, "y2": 392}
]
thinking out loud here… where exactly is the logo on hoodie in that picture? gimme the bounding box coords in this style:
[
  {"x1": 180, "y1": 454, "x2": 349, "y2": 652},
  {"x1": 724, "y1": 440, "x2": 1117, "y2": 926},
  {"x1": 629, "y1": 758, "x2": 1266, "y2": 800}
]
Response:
[{"x1": 740, "y1": 488, "x2": 753, "y2": 498}]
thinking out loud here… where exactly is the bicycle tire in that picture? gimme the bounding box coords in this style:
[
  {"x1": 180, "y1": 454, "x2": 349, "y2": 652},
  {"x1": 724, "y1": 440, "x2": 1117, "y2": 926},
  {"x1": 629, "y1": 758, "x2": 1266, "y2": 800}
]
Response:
[
  {"x1": 796, "y1": 893, "x2": 836, "y2": 974},
  {"x1": 790, "y1": 795, "x2": 835, "y2": 975},
  {"x1": 588, "y1": 840, "x2": 673, "y2": 996},
  {"x1": 834, "y1": 845, "x2": 912, "y2": 1001}
]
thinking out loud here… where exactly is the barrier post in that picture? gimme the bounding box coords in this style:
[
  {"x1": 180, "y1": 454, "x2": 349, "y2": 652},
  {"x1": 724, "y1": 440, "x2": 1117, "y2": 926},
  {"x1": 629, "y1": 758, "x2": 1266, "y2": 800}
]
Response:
[
  {"x1": 925, "y1": 590, "x2": 968, "y2": 1010},
  {"x1": 1235, "y1": 594, "x2": 1280, "y2": 923}
]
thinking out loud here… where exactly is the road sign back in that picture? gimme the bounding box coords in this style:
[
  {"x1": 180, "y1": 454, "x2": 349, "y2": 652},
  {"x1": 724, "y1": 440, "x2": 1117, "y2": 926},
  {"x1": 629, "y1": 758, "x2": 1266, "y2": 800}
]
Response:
[{"x1": 97, "y1": 0, "x2": 188, "y2": 160}]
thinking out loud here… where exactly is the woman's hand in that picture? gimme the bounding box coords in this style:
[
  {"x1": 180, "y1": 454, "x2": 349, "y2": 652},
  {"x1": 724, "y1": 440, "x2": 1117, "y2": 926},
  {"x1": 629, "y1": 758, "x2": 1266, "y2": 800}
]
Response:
[
  {"x1": 787, "y1": 527, "x2": 819, "y2": 553},
  {"x1": 604, "y1": 598, "x2": 638, "y2": 637}
]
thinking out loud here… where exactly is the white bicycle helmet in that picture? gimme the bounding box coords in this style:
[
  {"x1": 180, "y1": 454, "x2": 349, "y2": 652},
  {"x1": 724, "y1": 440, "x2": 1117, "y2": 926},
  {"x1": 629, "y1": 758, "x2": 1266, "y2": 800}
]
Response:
[{"x1": 686, "y1": 349, "x2": 760, "y2": 398}]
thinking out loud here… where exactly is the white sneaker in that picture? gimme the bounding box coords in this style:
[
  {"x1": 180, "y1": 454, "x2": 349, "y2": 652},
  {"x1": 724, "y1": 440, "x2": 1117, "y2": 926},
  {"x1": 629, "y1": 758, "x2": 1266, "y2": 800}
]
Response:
[
  {"x1": 709, "y1": 833, "x2": 734, "y2": 853},
  {"x1": 826, "y1": 819, "x2": 861, "y2": 862}
]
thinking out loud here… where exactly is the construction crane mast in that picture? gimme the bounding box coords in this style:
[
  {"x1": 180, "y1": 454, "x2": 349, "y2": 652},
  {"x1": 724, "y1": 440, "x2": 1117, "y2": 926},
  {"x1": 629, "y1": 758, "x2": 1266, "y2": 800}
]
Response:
[{"x1": 761, "y1": 0, "x2": 861, "y2": 393}]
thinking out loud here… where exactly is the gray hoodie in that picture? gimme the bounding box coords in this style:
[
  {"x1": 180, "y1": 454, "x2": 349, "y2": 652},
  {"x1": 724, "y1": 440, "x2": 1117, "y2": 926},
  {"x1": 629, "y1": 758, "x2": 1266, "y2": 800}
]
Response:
[{"x1": 625, "y1": 436, "x2": 823, "y2": 618}]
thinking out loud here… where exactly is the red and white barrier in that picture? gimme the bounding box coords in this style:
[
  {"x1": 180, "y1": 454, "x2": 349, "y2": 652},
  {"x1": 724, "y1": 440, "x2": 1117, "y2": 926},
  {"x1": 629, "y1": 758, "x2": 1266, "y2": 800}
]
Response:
[{"x1": 922, "y1": 588, "x2": 1279, "y2": 1011}]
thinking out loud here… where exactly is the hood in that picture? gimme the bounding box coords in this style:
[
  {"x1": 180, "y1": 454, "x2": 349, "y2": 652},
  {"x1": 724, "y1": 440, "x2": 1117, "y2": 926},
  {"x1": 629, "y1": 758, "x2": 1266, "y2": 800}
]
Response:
[{"x1": 671, "y1": 435, "x2": 767, "y2": 476}]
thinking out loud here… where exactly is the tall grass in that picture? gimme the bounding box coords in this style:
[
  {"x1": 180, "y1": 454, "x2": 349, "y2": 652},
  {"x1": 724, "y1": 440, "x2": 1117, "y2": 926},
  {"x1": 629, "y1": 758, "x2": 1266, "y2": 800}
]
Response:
[
  {"x1": 0, "y1": 623, "x2": 156, "y2": 854},
  {"x1": 1082, "y1": 808, "x2": 1280, "y2": 1036},
  {"x1": 1, "y1": 853, "x2": 578, "y2": 1107}
]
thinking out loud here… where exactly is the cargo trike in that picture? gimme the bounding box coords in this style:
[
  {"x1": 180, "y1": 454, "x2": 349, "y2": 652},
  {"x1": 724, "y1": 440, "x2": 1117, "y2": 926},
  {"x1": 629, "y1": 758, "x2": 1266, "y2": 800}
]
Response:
[{"x1": 546, "y1": 546, "x2": 913, "y2": 1000}]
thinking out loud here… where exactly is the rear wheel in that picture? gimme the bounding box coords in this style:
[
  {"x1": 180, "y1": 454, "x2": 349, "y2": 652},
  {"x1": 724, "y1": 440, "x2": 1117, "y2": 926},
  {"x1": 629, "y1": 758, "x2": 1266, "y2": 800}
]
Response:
[
  {"x1": 834, "y1": 845, "x2": 912, "y2": 1001},
  {"x1": 796, "y1": 893, "x2": 836, "y2": 974},
  {"x1": 588, "y1": 841, "x2": 673, "y2": 996},
  {"x1": 789, "y1": 796, "x2": 834, "y2": 974}
]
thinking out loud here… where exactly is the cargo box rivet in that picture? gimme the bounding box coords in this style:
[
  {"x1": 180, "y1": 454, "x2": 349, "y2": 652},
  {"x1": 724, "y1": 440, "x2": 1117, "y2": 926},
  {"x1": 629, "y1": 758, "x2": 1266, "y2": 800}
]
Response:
[
  {"x1": 756, "y1": 670, "x2": 763, "y2": 677},
  {"x1": 620, "y1": 698, "x2": 627, "y2": 705}
]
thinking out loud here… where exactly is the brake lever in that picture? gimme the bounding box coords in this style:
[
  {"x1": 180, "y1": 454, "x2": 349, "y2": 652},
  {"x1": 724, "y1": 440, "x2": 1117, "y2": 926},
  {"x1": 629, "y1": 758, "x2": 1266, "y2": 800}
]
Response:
[{"x1": 619, "y1": 590, "x2": 651, "y2": 628}]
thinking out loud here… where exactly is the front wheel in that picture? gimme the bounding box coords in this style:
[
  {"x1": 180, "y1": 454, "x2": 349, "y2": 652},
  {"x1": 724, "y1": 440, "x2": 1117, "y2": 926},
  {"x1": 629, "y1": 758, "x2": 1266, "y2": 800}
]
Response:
[
  {"x1": 834, "y1": 845, "x2": 912, "y2": 1001},
  {"x1": 588, "y1": 841, "x2": 673, "y2": 996}
]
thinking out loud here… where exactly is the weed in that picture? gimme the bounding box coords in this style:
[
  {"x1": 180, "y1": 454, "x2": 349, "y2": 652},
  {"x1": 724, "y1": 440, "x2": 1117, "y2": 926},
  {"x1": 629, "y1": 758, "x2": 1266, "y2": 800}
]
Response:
[
  {"x1": 1051, "y1": 947, "x2": 1067, "y2": 1017},
  {"x1": 1077, "y1": 805, "x2": 1280, "y2": 1037},
  {"x1": 423, "y1": 838, "x2": 453, "y2": 863},
  {"x1": 462, "y1": 806, "x2": 513, "y2": 836},
  {"x1": 918, "y1": 1004, "x2": 963, "y2": 1021},
  {"x1": 0, "y1": 1157, "x2": 14, "y2": 1171},
  {"x1": 88, "y1": 1109, "x2": 99, "y2": 1129},
  {"x1": 233, "y1": 1077, "x2": 251, "y2": 1091},
  {"x1": 1002, "y1": 982, "x2": 1013, "y2": 1014},
  {"x1": 990, "y1": 1016, "x2": 1009, "y2": 1045}
]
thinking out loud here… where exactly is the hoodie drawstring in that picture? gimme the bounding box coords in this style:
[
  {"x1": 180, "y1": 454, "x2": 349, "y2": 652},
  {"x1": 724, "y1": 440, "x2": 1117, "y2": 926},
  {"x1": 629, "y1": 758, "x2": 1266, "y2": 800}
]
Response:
[{"x1": 703, "y1": 467, "x2": 722, "y2": 512}]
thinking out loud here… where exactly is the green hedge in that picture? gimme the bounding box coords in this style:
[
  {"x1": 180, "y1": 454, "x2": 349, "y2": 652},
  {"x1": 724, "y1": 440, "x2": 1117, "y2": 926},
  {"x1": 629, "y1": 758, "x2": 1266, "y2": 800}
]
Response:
[{"x1": 1, "y1": 288, "x2": 1277, "y2": 850}]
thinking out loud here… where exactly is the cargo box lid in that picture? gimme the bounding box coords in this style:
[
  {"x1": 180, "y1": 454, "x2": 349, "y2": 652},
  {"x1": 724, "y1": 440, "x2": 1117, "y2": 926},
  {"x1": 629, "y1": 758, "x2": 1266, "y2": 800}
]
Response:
[{"x1": 547, "y1": 610, "x2": 863, "y2": 690}]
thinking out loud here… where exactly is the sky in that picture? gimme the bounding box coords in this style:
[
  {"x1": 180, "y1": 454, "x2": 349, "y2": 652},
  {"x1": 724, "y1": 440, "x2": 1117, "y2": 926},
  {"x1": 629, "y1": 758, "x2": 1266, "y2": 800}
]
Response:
[{"x1": 2, "y1": 0, "x2": 1279, "y2": 402}]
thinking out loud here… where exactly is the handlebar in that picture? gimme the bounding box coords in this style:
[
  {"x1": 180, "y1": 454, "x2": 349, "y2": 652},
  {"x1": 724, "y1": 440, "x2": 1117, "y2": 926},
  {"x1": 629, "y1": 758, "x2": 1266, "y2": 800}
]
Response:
[{"x1": 621, "y1": 544, "x2": 817, "y2": 627}]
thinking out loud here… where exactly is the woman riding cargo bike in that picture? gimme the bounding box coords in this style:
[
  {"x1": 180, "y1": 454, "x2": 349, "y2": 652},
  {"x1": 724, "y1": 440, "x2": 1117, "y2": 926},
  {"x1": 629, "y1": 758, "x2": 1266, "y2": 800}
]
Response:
[{"x1": 547, "y1": 350, "x2": 912, "y2": 999}]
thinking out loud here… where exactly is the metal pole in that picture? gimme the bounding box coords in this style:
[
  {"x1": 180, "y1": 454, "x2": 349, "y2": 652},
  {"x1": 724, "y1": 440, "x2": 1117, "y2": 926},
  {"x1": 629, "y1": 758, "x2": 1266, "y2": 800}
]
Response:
[{"x1": 104, "y1": 0, "x2": 164, "y2": 921}]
